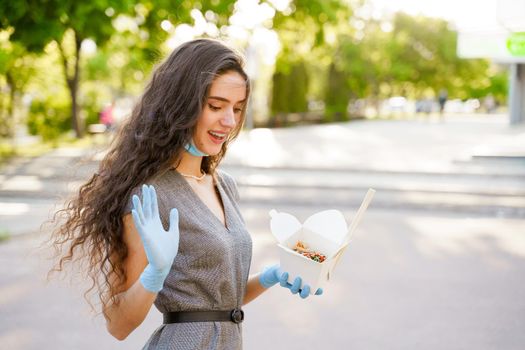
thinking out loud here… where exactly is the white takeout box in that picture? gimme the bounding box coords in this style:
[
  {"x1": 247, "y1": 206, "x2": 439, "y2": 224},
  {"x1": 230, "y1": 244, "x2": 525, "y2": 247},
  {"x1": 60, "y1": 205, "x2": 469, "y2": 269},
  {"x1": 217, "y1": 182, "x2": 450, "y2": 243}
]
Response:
[{"x1": 269, "y1": 189, "x2": 375, "y2": 294}]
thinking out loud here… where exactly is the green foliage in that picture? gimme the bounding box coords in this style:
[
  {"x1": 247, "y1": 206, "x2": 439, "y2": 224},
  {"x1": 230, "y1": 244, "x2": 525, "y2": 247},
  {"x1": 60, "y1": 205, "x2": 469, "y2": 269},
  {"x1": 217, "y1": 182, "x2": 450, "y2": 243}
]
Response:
[
  {"x1": 0, "y1": 0, "x2": 512, "y2": 135},
  {"x1": 0, "y1": 229, "x2": 10, "y2": 242},
  {"x1": 136, "y1": 0, "x2": 235, "y2": 46},
  {"x1": 0, "y1": 0, "x2": 137, "y2": 137},
  {"x1": 324, "y1": 62, "x2": 350, "y2": 120},
  {"x1": 0, "y1": 36, "x2": 35, "y2": 137},
  {"x1": 288, "y1": 62, "x2": 309, "y2": 112},
  {"x1": 83, "y1": 93, "x2": 103, "y2": 127},
  {"x1": 486, "y1": 69, "x2": 508, "y2": 103},
  {"x1": 27, "y1": 97, "x2": 70, "y2": 142},
  {"x1": 323, "y1": 10, "x2": 507, "y2": 116},
  {"x1": 273, "y1": 0, "x2": 348, "y2": 49},
  {"x1": 271, "y1": 59, "x2": 309, "y2": 116},
  {"x1": 270, "y1": 0, "x2": 352, "y2": 123},
  {"x1": 0, "y1": 1, "x2": 135, "y2": 51},
  {"x1": 0, "y1": 0, "x2": 239, "y2": 138},
  {"x1": 271, "y1": 71, "x2": 287, "y2": 115},
  {"x1": 81, "y1": 82, "x2": 114, "y2": 127},
  {"x1": 84, "y1": 51, "x2": 111, "y2": 80}
]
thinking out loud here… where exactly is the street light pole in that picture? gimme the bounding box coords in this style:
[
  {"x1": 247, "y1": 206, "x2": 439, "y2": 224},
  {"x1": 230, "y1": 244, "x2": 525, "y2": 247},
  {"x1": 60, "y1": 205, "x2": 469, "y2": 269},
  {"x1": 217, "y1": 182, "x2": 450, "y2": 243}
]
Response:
[
  {"x1": 508, "y1": 63, "x2": 525, "y2": 125},
  {"x1": 498, "y1": 0, "x2": 525, "y2": 125}
]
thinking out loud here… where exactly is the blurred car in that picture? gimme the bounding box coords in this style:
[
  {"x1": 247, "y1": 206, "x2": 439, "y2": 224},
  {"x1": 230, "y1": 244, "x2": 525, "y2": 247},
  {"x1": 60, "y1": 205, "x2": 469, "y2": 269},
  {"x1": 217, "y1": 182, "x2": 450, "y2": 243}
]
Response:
[{"x1": 386, "y1": 96, "x2": 408, "y2": 112}]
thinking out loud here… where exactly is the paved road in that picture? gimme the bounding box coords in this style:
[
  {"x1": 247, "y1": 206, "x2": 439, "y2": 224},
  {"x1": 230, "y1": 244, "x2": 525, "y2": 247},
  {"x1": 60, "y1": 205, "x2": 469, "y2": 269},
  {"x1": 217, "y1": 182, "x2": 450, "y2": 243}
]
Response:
[
  {"x1": 1, "y1": 205, "x2": 525, "y2": 349},
  {"x1": 1, "y1": 115, "x2": 524, "y2": 349}
]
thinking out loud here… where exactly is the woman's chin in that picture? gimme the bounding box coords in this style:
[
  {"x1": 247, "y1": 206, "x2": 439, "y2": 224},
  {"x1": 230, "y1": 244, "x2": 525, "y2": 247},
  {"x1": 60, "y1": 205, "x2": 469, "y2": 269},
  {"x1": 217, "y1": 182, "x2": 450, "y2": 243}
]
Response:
[
  {"x1": 193, "y1": 140, "x2": 222, "y2": 157},
  {"x1": 204, "y1": 146, "x2": 223, "y2": 157}
]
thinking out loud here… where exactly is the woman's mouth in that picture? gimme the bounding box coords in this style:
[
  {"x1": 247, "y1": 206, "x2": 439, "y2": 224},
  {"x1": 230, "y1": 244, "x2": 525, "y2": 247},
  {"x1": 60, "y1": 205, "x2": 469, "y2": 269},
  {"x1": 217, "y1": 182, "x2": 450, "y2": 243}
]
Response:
[{"x1": 208, "y1": 130, "x2": 227, "y2": 144}]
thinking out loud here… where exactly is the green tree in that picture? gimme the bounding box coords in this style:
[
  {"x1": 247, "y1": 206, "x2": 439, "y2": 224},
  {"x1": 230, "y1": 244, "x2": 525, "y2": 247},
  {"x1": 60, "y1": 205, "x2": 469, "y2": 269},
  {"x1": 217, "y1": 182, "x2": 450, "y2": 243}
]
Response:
[
  {"x1": 270, "y1": 59, "x2": 309, "y2": 125},
  {"x1": 325, "y1": 10, "x2": 507, "y2": 117},
  {"x1": 324, "y1": 16, "x2": 388, "y2": 118},
  {"x1": 387, "y1": 13, "x2": 503, "y2": 100},
  {"x1": 269, "y1": 0, "x2": 353, "y2": 123},
  {"x1": 0, "y1": 31, "x2": 34, "y2": 141},
  {"x1": 1, "y1": 1, "x2": 237, "y2": 137},
  {"x1": 0, "y1": 0, "x2": 134, "y2": 137},
  {"x1": 135, "y1": 0, "x2": 235, "y2": 51}
]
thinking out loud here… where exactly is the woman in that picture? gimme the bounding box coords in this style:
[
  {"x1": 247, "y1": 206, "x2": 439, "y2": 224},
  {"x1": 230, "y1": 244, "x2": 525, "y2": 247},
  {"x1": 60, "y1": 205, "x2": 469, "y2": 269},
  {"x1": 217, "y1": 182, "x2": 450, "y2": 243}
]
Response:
[{"x1": 50, "y1": 38, "x2": 321, "y2": 349}]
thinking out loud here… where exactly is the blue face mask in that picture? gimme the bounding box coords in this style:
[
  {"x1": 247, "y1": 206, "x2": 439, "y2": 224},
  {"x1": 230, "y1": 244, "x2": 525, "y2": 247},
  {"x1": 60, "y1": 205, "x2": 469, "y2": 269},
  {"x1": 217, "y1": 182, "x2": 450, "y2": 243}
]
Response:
[{"x1": 184, "y1": 139, "x2": 208, "y2": 157}]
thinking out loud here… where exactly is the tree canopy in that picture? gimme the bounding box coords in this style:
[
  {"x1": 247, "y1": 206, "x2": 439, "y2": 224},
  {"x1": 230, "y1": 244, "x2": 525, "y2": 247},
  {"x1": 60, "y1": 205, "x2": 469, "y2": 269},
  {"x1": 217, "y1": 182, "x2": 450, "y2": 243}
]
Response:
[{"x1": 0, "y1": 0, "x2": 507, "y2": 141}]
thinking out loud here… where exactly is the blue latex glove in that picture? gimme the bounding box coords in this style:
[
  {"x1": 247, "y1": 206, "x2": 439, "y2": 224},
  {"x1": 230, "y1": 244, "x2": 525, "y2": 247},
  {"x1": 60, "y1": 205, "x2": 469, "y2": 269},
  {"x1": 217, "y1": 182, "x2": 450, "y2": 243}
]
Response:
[
  {"x1": 132, "y1": 184, "x2": 180, "y2": 293},
  {"x1": 259, "y1": 264, "x2": 323, "y2": 299}
]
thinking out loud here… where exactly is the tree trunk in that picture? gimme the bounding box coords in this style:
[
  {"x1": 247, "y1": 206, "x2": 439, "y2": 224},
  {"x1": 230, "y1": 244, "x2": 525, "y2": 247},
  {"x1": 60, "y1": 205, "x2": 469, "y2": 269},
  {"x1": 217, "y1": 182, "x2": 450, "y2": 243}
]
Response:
[
  {"x1": 0, "y1": 82, "x2": 8, "y2": 137},
  {"x1": 5, "y1": 72, "x2": 16, "y2": 141},
  {"x1": 58, "y1": 30, "x2": 83, "y2": 138}
]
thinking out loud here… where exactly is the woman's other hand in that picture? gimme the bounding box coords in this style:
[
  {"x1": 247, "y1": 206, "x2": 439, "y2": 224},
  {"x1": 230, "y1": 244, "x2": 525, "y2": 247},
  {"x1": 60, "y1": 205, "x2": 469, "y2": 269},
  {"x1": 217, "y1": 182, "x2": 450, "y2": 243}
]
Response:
[{"x1": 259, "y1": 264, "x2": 323, "y2": 299}]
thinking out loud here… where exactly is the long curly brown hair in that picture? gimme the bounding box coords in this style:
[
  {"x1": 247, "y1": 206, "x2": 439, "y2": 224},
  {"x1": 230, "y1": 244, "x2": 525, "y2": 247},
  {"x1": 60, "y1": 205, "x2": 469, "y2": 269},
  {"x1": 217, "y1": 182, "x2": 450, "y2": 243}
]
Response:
[{"x1": 49, "y1": 38, "x2": 250, "y2": 311}]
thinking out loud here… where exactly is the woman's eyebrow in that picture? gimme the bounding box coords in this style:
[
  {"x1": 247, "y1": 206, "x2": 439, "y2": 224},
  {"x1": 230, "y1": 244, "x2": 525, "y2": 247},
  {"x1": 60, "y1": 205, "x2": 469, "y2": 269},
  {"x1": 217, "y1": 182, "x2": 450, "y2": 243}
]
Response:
[{"x1": 208, "y1": 96, "x2": 247, "y2": 104}]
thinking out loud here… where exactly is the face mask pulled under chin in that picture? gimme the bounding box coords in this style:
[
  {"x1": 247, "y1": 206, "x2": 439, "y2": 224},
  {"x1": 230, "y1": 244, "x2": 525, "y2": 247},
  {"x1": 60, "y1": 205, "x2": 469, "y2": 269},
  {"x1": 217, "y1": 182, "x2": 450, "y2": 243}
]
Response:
[{"x1": 184, "y1": 139, "x2": 209, "y2": 157}]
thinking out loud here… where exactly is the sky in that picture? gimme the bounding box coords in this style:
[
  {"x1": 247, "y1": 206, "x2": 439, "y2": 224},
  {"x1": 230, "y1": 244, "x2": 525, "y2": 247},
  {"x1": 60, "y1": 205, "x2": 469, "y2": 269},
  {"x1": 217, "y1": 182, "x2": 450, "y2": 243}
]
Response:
[{"x1": 369, "y1": 0, "x2": 514, "y2": 31}]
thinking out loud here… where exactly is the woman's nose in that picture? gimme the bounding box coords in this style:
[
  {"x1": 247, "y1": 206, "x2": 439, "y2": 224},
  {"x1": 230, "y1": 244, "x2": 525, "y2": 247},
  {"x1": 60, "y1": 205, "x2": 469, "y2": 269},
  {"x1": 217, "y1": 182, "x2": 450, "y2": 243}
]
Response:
[{"x1": 221, "y1": 108, "x2": 236, "y2": 127}]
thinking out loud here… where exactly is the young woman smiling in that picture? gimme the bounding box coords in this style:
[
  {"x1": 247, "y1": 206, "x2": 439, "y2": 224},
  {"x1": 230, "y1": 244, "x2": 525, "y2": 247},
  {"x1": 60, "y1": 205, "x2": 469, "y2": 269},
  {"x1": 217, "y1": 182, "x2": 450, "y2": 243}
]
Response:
[{"x1": 50, "y1": 38, "x2": 321, "y2": 349}]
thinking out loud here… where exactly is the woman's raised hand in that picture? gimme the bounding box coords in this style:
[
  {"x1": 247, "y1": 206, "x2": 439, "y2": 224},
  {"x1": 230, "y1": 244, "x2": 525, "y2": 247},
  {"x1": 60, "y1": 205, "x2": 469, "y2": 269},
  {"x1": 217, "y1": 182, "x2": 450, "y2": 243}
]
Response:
[{"x1": 132, "y1": 184, "x2": 180, "y2": 293}]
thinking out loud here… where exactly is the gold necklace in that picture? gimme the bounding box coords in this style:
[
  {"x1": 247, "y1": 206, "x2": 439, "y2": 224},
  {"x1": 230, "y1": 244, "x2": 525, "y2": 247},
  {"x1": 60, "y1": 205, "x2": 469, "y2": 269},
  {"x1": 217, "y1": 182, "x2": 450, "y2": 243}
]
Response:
[{"x1": 179, "y1": 170, "x2": 206, "y2": 181}]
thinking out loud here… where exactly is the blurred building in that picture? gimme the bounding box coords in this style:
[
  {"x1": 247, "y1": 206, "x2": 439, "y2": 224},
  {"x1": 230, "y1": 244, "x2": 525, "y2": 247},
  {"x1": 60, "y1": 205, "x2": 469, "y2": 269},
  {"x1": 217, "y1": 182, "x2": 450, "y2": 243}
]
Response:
[{"x1": 457, "y1": 0, "x2": 525, "y2": 125}]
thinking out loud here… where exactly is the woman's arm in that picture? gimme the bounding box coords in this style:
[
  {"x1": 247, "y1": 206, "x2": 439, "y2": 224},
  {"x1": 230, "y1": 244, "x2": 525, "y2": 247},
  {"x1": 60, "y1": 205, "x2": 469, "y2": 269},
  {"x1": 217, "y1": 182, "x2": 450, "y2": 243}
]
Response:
[
  {"x1": 103, "y1": 214, "x2": 156, "y2": 340},
  {"x1": 104, "y1": 185, "x2": 180, "y2": 340},
  {"x1": 243, "y1": 272, "x2": 269, "y2": 305}
]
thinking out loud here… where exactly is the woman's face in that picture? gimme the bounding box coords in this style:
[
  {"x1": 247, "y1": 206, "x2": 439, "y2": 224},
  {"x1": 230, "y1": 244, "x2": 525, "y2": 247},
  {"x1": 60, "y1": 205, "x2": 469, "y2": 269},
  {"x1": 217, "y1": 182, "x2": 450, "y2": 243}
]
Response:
[{"x1": 193, "y1": 71, "x2": 247, "y2": 156}]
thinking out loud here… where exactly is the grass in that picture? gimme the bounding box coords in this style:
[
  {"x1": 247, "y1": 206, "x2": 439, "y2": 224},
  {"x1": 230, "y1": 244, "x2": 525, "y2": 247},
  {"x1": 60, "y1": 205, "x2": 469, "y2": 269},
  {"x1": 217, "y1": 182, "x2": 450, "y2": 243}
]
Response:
[{"x1": 0, "y1": 229, "x2": 10, "y2": 243}]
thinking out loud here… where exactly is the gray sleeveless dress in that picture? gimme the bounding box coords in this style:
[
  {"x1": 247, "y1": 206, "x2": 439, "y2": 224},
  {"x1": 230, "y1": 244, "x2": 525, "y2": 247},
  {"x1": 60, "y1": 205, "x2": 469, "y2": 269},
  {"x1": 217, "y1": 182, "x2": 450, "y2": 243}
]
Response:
[{"x1": 124, "y1": 169, "x2": 253, "y2": 349}]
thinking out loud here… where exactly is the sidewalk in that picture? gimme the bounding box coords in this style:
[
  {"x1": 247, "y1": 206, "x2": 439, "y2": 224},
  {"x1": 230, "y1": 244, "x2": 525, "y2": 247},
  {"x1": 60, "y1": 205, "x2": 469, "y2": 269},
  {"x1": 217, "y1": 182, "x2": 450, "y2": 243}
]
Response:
[
  {"x1": 1, "y1": 114, "x2": 524, "y2": 237},
  {"x1": 0, "y1": 147, "x2": 101, "y2": 237},
  {"x1": 1, "y1": 115, "x2": 525, "y2": 349},
  {"x1": 2, "y1": 203, "x2": 524, "y2": 350},
  {"x1": 224, "y1": 114, "x2": 525, "y2": 175}
]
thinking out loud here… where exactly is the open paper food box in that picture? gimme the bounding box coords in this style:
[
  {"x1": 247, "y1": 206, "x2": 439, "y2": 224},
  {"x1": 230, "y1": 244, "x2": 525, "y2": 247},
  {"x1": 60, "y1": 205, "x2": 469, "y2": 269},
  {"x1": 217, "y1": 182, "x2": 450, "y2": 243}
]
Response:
[{"x1": 269, "y1": 189, "x2": 375, "y2": 294}]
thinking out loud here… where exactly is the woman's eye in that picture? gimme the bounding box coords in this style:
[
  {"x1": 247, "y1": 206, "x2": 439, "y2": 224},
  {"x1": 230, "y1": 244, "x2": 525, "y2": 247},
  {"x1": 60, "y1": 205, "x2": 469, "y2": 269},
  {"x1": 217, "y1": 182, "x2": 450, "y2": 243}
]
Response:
[
  {"x1": 208, "y1": 104, "x2": 221, "y2": 111},
  {"x1": 234, "y1": 108, "x2": 242, "y2": 113}
]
